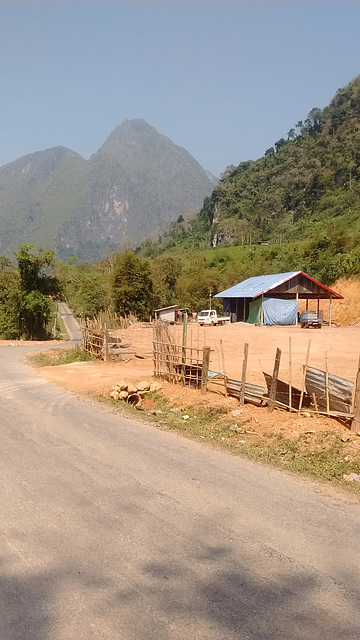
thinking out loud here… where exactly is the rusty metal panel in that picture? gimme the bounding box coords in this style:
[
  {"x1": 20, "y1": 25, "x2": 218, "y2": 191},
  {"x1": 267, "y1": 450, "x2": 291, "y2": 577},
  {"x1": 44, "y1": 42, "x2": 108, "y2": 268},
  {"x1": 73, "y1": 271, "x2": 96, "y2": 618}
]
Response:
[
  {"x1": 208, "y1": 371, "x2": 265, "y2": 405},
  {"x1": 305, "y1": 367, "x2": 353, "y2": 414},
  {"x1": 262, "y1": 372, "x2": 310, "y2": 409}
]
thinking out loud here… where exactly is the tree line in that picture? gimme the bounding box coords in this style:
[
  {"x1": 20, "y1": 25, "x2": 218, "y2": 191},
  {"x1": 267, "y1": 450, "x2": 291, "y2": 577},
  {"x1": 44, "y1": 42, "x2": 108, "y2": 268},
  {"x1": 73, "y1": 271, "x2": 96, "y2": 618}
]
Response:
[{"x1": 3, "y1": 232, "x2": 360, "y2": 341}]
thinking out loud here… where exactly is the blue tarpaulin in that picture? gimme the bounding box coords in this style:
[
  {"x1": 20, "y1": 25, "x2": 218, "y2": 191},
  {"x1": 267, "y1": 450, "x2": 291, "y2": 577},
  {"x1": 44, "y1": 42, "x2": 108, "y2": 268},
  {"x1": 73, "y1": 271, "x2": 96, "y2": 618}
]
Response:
[{"x1": 262, "y1": 297, "x2": 298, "y2": 325}]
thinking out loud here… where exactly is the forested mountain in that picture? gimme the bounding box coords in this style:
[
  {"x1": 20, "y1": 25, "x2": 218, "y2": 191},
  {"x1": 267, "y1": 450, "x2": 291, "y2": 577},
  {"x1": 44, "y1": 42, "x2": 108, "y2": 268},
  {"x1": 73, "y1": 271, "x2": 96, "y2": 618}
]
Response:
[
  {"x1": 200, "y1": 74, "x2": 360, "y2": 248},
  {"x1": 0, "y1": 119, "x2": 214, "y2": 262},
  {"x1": 139, "y1": 75, "x2": 360, "y2": 260}
]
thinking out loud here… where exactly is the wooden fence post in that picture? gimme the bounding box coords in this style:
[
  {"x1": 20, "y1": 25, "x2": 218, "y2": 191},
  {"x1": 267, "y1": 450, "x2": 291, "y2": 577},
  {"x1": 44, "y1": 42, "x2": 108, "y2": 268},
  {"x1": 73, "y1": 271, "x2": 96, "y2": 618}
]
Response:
[
  {"x1": 239, "y1": 342, "x2": 249, "y2": 406},
  {"x1": 325, "y1": 351, "x2": 330, "y2": 415},
  {"x1": 268, "y1": 348, "x2": 281, "y2": 412},
  {"x1": 351, "y1": 354, "x2": 360, "y2": 432},
  {"x1": 201, "y1": 346, "x2": 211, "y2": 395},
  {"x1": 288, "y1": 337, "x2": 293, "y2": 411},
  {"x1": 298, "y1": 339, "x2": 311, "y2": 415},
  {"x1": 103, "y1": 321, "x2": 108, "y2": 363}
]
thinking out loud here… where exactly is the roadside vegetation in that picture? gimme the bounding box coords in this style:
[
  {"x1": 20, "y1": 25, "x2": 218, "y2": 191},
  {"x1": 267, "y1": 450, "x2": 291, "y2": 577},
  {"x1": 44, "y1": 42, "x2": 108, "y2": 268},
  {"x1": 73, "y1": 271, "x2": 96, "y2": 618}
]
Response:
[{"x1": 28, "y1": 345, "x2": 95, "y2": 367}]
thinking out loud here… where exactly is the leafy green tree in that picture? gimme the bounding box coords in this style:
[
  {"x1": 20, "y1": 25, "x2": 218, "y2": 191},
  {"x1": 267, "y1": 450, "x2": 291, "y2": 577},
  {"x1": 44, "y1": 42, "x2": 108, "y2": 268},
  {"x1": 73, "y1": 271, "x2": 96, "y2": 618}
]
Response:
[
  {"x1": 0, "y1": 267, "x2": 21, "y2": 338},
  {"x1": 15, "y1": 244, "x2": 60, "y2": 339},
  {"x1": 54, "y1": 260, "x2": 111, "y2": 317},
  {"x1": 112, "y1": 251, "x2": 153, "y2": 320}
]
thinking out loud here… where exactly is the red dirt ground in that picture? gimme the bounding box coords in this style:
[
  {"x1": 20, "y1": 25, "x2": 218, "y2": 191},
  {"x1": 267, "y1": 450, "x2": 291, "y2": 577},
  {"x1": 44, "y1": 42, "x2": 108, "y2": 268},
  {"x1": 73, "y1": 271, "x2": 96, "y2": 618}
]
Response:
[{"x1": 3, "y1": 279, "x2": 360, "y2": 447}]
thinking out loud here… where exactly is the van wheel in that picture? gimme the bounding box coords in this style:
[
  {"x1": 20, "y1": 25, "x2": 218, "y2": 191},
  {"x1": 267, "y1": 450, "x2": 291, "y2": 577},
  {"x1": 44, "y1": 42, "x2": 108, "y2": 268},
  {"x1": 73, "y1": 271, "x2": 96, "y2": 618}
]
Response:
[{"x1": 210, "y1": 321, "x2": 214, "y2": 326}]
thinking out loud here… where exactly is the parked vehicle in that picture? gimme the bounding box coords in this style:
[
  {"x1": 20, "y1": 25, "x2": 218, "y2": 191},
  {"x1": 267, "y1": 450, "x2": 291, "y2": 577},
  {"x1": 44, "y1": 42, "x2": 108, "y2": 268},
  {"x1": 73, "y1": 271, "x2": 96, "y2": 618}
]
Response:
[
  {"x1": 300, "y1": 310, "x2": 323, "y2": 329},
  {"x1": 197, "y1": 310, "x2": 230, "y2": 326}
]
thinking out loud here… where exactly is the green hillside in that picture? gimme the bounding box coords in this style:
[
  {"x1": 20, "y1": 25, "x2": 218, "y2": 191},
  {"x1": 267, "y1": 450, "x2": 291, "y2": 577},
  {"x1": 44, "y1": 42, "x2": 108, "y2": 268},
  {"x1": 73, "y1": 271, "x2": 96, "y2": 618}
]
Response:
[{"x1": 139, "y1": 76, "x2": 360, "y2": 258}]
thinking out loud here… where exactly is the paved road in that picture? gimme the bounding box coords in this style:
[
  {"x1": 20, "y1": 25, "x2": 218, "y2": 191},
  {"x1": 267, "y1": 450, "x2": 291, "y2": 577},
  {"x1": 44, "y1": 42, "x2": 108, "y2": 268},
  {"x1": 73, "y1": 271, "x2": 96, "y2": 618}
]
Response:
[
  {"x1": 57, "y1": 302, "x2": 82, "y2": 342},
  {"x1": 0, "y1": 344, "x2": 360, "y2": 639}
]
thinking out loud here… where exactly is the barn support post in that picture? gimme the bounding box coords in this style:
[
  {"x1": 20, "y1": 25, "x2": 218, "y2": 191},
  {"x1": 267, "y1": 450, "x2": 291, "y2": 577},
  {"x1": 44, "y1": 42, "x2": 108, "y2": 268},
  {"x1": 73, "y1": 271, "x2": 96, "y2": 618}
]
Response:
[
  {"x1": 295, "y1": 293, "x2": 299, "y2": 325},
  {"x1": 329, "y1": 295, "x2": 332, "y2": 326},
  {"x1": 260, "y1": 295, "x2": 264, "y2": 325}
]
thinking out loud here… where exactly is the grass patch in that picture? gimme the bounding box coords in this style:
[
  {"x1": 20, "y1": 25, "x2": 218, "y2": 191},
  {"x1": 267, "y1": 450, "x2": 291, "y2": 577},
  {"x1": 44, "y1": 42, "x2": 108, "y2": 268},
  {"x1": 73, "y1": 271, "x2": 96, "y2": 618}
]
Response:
[{"x1": 29, "y1": 346, "x2": 95, "y2": 367}]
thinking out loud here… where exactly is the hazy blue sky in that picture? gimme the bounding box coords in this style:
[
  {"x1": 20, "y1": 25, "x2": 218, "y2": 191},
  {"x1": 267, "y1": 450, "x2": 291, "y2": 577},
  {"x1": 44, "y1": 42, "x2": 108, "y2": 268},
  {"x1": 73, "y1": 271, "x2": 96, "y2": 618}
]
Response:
[{"x1": 1, "y1": 1, "x2": 360, "y2": 176}]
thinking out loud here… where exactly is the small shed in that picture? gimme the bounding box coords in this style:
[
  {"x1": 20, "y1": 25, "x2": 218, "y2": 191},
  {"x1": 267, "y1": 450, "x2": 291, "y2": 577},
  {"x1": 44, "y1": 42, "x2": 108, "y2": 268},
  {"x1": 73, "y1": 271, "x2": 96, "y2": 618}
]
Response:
[
  {"x1": 215, "y1": 271, "x2": 343, "y2": 325},
  {"x1": 154, "y1": 305, "x2": 179, "y2": 323}
]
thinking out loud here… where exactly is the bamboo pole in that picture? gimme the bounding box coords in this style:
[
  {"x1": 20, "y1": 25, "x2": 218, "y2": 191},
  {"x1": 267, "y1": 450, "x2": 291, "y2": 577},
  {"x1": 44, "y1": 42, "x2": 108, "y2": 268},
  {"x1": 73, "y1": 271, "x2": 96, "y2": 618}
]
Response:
[
  {"x1": 288, "y1": 337, "x2": 293, "y2": 411},
  {"x1": 325, "y1": 351, "x2": 330, "y2": 415},
  {"x1": 268, "y1": 348, "x2": 281, "y2": 412},
  {"x1": 103, "y1": 321, "x2": 108, "y2": 363},
  {"x1": 298, "y1": 339, "x2": 311, "y2": 415},
  {"x1": 201, "y1": 346, "x2": 211, "y2": 395},
  {"x1": 220, "y1": 339, "x2": 228, "y2": 397},
  {"x1": 351, "y1": 353, "x2": 360, "y2": 432},
  {"x1": 239, "y1": 342, "x2": 249, "y2": 406}
]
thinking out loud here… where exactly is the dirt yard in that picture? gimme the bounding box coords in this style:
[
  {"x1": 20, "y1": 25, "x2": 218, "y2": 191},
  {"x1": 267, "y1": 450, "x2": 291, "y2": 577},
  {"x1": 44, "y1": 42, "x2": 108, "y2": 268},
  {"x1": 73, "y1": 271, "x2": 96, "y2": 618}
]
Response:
[
  {"x1": 38, "y1": 321, "x2": 360, "y2": 392},
  {"x1": 3, "y1": 280, "x2": 360, "y2": 456},
  {"x1": 12, "y1": 319, "x2": 359, "y2": 434}
]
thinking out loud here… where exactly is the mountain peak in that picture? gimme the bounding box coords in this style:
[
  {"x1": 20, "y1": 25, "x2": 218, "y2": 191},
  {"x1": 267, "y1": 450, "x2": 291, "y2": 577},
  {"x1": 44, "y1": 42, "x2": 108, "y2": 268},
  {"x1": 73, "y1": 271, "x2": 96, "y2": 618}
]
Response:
[{"x1": 0, "y1": 120, "x2": 213, "y2": 262}]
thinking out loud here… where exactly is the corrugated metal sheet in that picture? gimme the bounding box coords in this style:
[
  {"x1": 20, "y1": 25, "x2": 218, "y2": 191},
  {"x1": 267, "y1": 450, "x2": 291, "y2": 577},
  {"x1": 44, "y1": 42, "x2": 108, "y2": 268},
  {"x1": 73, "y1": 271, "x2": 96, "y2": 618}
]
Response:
[
  {"x1": 208, "y1": 371, "x2": 265, "y2": 405},
  {"x1": 214, "y1": 272, "x2": 300, "y2": 299},
  {"x1": 263, "y1": 372, "x2": 310, "y2": 409},
  {"x1": 305, "y1": 367, "x2": 353, "y2": 414},
  {"x1": 214, "y1": 271, "x2": 343, "y2": 300}
]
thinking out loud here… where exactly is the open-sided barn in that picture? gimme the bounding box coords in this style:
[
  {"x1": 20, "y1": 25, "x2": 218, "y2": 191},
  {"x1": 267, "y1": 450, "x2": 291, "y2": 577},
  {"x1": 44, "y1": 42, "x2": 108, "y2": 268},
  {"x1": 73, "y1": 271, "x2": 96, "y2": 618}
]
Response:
[{"x1": 215, "y1": 271, "x2": 343, "y2": 325}]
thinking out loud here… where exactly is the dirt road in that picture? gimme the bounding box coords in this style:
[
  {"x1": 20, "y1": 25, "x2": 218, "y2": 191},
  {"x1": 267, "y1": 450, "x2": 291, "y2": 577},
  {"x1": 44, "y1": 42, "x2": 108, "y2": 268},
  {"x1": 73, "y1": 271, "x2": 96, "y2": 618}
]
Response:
[{"x1": 1, "y1": 343, "x2": 360, "y2": 639}]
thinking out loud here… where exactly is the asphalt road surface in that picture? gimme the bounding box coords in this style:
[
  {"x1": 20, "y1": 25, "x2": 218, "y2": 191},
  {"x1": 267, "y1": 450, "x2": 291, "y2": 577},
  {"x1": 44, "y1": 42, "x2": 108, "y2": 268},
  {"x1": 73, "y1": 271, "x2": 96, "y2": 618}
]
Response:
[
  {"x1": 0, "y1": 343, "x2": 360, "y2": 639},
  {"x1": 57, "y1": 302, "x2": 82, "y2": 342}
]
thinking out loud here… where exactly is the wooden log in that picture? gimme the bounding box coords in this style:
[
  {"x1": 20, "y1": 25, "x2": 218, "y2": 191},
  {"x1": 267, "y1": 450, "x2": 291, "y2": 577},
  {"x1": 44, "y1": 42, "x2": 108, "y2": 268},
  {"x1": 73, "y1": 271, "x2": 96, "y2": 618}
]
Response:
[
  {"x1": 201, "y1": 346, "x2": 211, "y2": 395},
  {"x1": 239, "y1": 342, "x2": 249, "y2": 406},
  {"x1": 268, "y1": 348, "x2": 281, "y2": 412}
]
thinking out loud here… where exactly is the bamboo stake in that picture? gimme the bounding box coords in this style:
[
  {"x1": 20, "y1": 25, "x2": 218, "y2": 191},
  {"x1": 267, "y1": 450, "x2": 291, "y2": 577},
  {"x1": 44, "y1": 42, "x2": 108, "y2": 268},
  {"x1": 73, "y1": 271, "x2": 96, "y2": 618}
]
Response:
[
  {"x1": 239, "y1": 342, "x2": 249, "y2": 406},
  {"x1": 298, "y1": 339, "x2": 311, "y2": 415},
  {"x1": 220, "y1": 339, "x2": 228, "y2": 396},
  {"x1": 103, "y1": 321, "x2": 108, "y2": 363},
  {"x1": 312, "y1": 392, "x2": 319, "y2": 414},
  {"x1": 325, "y1": 351, "x2": 330, "y2": 415},
  {"x1": 351, "y1": 353, "x2": 360, "y2": 432},
  {"x1": 288, "y1": 337, "x2": 293, "y2": 411},
  {"x1": 201, "y1": 346, "x2": 211, "y2": 395},
  {"x1": 268, "y1": 347, "x2": 281, "y2": 412}
]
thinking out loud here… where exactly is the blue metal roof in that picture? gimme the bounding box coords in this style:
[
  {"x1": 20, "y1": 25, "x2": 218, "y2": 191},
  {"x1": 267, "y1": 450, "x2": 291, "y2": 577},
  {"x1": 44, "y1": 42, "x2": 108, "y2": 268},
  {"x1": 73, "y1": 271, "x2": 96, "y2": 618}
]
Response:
[{"x1": 215, "y1": 271, "x2": 301, "y2": 299}]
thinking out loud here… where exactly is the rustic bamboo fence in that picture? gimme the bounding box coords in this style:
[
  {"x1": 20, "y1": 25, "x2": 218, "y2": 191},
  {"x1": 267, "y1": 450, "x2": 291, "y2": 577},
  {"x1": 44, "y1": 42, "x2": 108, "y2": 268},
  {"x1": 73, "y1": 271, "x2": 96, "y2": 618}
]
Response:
[
  {"x1": 80, "y1": 312, "x2": 135, "y2": 361},
  {"x1": 152, "y1": 320, "x2": 211, "y2": 393}
]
